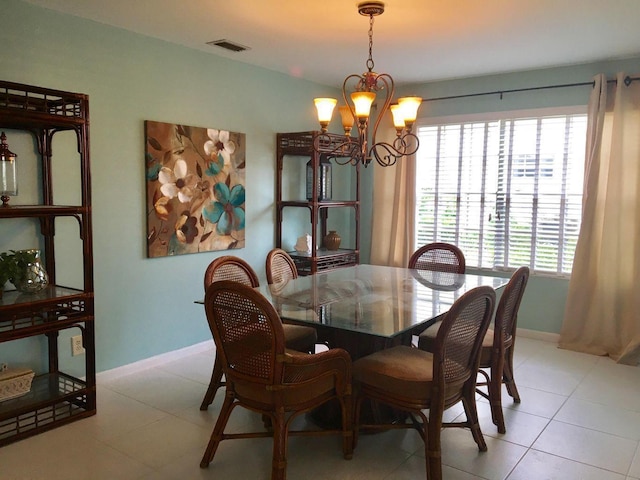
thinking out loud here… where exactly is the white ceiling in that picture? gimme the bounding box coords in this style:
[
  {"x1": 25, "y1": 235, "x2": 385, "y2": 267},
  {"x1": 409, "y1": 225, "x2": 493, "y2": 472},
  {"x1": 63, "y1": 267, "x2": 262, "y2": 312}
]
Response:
[{"x1": 22, "y1": 0, "x2": 640, "y2": 87}]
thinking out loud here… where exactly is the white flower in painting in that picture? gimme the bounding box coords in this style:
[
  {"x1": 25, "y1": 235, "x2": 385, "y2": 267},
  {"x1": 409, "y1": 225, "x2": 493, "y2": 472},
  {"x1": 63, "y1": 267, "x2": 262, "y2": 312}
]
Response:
[
  {"x1": 204, "y1": 129, "x2": 236, "y2": 165},
  {"x1": 158, "y1": 159, "x2": 198, "y2": 203}
]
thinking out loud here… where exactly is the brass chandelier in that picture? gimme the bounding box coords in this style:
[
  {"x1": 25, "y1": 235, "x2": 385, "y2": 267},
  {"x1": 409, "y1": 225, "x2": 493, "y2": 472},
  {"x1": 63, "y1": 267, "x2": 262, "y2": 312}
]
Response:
[{"x1": 313, "y1": 1, "x2": 422, "y2": 167}]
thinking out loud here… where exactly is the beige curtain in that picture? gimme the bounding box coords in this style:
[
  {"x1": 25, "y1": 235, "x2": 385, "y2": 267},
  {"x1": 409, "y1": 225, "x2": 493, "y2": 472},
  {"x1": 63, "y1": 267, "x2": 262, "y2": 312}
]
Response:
[
  {"x1": 559, "y1": 72, "x2": 640, "y2": 365},
  {"x1": 369, "y1": 119, "x2": 416, "y2": 267}
]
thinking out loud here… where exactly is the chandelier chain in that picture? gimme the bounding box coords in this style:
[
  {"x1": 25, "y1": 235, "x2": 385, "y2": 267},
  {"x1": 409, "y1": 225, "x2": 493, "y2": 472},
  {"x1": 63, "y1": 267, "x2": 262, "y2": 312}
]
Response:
[{"x1": 367, "y1": 14, "x2": 375, "y2": 72}]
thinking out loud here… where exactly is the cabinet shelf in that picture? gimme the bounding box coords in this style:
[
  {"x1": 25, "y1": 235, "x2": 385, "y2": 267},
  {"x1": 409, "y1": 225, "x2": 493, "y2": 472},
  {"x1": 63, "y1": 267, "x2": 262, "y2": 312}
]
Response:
[
  {"x1": 280, "y1": 200, "x2": 359, "y2": 209},
  {"x1": 0, "y1": 372, "x2": 93, "y2": 446},
  {"x1": 289, "y1": 249, "x2": 359, "y2": 275},
  {"x1": 0, "y1": 80, "x2": 88, "y2": 129},
  {"x1": 0, "y1": 205, "x2": 88, "y2": 218},
  {"x1": 0, "y1": 286, "x2": 91, "y2": 340},
  {"x1": 0, "y1": 81, "x2": 95, "y2": 446}
]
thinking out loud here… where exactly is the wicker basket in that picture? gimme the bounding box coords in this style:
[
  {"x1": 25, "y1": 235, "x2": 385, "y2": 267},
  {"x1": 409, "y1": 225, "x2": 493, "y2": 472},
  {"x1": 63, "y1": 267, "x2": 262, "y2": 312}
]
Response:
[{"x1": 0, "y1": 366, "x2": 35, "y2": 402}]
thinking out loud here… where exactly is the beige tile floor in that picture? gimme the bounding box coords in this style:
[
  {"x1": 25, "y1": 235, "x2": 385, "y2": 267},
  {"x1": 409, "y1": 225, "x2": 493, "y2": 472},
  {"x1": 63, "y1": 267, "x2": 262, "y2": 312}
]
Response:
[{"x1": 1, "y1": 337, "x2": 640, "y2": 479}]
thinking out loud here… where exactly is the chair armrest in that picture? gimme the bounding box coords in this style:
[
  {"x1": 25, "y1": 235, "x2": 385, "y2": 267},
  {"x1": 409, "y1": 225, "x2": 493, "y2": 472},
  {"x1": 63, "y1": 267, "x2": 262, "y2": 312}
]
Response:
[{"x1": 280, "y1": 348, "x2": 352, "y2": 391}]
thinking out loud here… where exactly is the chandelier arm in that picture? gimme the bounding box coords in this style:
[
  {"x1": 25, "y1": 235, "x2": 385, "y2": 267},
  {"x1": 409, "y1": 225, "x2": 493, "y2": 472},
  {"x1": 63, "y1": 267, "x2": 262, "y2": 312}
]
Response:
[
  {"x1": 370, "y1": 131, "x2": 421, "y2": 167},
  {"x1": 314, "y1": 132, "x2": 362, "y2": 165},
  {"x1": 333, "y1": 155, "x2": 359, "y2": 166},
  {"x1": 371, "y1": 141, "x2": 399, "y2": 167},
  {"x1": 393, "y1": 132, "x2": 420, "y2": 157},
  {"x1": 368, "y1": 73, "x2": 395, "y2": 151}
]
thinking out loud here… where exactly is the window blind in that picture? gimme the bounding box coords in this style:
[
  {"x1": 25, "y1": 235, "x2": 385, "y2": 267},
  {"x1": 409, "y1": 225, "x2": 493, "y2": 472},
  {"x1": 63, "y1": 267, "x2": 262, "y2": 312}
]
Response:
[{"x1": 416, "y1": 110, "x2": 587, "y2": 275}]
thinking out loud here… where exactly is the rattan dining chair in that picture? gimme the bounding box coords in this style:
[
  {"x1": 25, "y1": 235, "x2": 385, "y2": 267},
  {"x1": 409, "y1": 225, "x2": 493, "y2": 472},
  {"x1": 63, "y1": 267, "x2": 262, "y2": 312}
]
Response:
[
  {"x1": 476, "y1": 266, "x2": 529, "y2": 432},
  {"x1": 408, "y1": 242, "x2": 466, "y2": 273},
  {"x1": 200, "y1": 281, "x2": 353, "y2": 480},
  {"x1": 352, "y1": 286, "x2": 496, "y2": 480},
  {"x1": 418, "y1": 267, "x2": 529, "y2": 433},
  {"x1": 199, "y1": 256, "x2": 317, "y2": 411},
  {"x1": 265, "y1": 248, "x2": 298, "y2": 285}
]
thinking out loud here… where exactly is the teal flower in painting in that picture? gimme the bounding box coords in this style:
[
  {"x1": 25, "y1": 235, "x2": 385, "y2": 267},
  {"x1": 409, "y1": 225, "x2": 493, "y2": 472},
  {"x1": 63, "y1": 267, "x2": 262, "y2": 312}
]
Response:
[
  {"x1": 203, "y1": 183, "x2": 245, "y2": 235},
  {"x1": 205, "y1": 152, "x2": 225, "y2": 177},
  {"x1": 146, "y1": 153, "x2": 161, "y2": 181}
]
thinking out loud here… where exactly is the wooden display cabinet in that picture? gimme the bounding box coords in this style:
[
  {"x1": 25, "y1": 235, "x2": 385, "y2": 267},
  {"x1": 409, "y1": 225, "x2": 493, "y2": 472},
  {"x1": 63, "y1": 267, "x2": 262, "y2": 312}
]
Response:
[
  {"x1": 276, "y1": 131, "x2": 360, "y2": 275},
  {"x1": 0, "y1": 81, "x2": 96, "y2": 446}
]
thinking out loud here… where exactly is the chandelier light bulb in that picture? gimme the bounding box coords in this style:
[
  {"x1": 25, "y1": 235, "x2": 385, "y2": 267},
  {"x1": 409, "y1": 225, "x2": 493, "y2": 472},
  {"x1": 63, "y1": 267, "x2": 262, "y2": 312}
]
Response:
[
  {"x1": 338, "y1": 105, "x2": 355, "y2": 135},
  {"x1": 314, "y1": 98, "x2": 338, "y2": 131},
  {"x1": 397, "y1": 96, "x2": 422, "y2": 129},
  {"x1": 390, "y1": 104, "x2": 406, "y2": 131},
  {"x1": 350, "y1": 91, "x2": 376, "y2": 119}
]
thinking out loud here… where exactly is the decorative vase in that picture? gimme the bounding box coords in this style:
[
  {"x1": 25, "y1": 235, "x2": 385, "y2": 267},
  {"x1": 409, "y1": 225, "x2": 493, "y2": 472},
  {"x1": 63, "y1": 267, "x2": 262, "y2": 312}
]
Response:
[
  {"x1": 12, "y1": 249, "x2": 49, "y2": 294},
  {"x1": 324, "y1": 230, "x2": 341, "y2": 251}
]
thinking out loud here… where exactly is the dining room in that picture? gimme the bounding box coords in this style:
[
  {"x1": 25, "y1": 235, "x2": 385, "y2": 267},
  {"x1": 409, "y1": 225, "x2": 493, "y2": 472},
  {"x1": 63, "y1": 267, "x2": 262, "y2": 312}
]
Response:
[{"x1": 2, "y1": 0, "x2": 640, "y2": 478}]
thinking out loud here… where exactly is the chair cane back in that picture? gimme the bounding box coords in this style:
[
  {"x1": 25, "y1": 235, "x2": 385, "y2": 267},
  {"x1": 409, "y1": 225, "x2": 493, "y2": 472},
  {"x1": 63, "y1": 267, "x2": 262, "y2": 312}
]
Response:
[
  {"x1": 199, "y1": 256, "x2": 317, "y2": 411},
  {"x1": 265, "y1": 248, "x2": 298, "y2": 285},
  {"x1": 353, "y1": 285, "x2": 495, "y2": 480},
  {"x1": 409, "y1": 242, "x2": 466, "y2": 274},
  {"x1": 200, "y1": 281, "x2": 353, "y2": 480}
]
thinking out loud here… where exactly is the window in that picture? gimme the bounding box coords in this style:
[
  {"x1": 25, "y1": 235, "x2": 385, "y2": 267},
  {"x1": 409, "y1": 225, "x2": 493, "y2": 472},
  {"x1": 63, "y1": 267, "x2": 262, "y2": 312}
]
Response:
[{"x1": 415, "y1": 108, "x2": 587, "y2": 275}]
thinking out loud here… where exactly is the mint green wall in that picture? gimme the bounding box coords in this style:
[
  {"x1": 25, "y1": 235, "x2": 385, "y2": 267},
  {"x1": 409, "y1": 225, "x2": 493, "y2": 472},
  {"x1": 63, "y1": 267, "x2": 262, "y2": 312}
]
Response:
[
  {"x1": 391, "y1": 57, "x2": 640, "y2": 335},
  {"x1": 1, "y1": 0, "x2": 342, "y2": 372},
  {"x1": 3, "y1": 1, "x2": 639, "y2": 374}
]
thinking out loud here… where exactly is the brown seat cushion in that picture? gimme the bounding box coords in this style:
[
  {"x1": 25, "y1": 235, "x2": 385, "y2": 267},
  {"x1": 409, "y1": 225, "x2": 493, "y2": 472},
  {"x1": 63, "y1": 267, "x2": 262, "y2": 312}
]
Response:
[
  {"x1": 421, "y1": 323, "x2": 498, "y2": 366},
  {"x1": 353, "y1": 345, "x2": 435, "y2": 402},
  {"x1": 283, "y1": 324, "x2": 317, "y2": 351},
  {"x1": 417, "y1": 321, "x2": 442, "y2": 352}
]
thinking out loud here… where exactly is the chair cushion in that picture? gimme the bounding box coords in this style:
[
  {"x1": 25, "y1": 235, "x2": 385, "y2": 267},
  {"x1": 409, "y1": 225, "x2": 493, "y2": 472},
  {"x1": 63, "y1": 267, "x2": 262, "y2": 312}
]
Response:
[
  {"x1": 283, "y1": 324, "x2": 317, "y2": 352},
  {"x1": 477, "y1": 328, "x2": 493, "y2": 365},
  {"x1": 417, "y1": 321, "x2": 441, "y2": 352},
  {"x1": 420, "y1": 323, "x2": 495, "y2": 352},
  {"x1": 353, "y1": 345, "x2": 435, "y2": 403}
]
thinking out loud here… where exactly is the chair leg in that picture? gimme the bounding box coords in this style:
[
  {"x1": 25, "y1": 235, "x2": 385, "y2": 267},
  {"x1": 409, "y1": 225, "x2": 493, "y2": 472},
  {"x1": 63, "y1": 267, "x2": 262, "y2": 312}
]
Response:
[
  {"x1": 352, "y1": 394, "x2": 363, "y2": 450},
  {"x1": 424, "y1": 410, "x2": 442, "y2": 480},
  {"x1": 340, "y1": 393, "x2": 354, "y2": 460},
  {"x1": 489, "y1": 356, "x2": 507, "y2": 434},
  {"x1": 271, "y1": 408, "x2": 288, "y2": 480},
  {"x1": 461, "y1": 385, "x2": 487, "y2": 452},
  {"x1": 200, "y1": 391, "x2": 234, "y2": 468},
  {"x1": 200, "y1": 354, "x2": 224, "y2": 410},
  {"x1": 503, "y1": 346, "x2": 521, "y2": 403}
]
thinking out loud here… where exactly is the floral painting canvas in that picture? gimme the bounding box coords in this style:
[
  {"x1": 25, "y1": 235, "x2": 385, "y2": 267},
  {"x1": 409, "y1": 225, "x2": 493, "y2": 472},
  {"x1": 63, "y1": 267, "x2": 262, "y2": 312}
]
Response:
[{"x1": 145, "y1": 120, "x2": 246, "y2": 258}]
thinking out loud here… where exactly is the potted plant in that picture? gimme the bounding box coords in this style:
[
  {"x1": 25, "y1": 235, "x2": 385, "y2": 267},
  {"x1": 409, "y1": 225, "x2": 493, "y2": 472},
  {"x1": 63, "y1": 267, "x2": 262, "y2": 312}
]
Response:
[
  {"x1": 0, "y1": 251, "x2": 16, "y2": 298},
  {"x1": 7, "y1": 249, "x2": 49, "y2": 294}
]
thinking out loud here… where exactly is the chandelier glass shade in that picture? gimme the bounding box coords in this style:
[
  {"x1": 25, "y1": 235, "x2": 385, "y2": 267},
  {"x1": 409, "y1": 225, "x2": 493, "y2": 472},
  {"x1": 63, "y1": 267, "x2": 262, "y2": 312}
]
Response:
[{"x1": 313, "y1": 1, "x2": 422, "y2": 167}]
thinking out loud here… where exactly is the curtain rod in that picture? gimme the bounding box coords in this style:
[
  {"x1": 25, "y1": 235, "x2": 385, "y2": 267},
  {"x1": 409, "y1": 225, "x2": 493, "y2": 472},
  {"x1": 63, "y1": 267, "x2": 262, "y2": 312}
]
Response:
[{"x1": 423, "y1": 75, "x2": 640, "y2": 103}]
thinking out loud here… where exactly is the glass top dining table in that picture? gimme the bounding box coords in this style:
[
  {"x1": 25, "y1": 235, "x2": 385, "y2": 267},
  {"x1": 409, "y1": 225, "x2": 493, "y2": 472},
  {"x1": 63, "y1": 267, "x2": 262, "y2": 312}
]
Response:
[{"x1": 259, "y1": 264, "x2": 509, "y2": 359}]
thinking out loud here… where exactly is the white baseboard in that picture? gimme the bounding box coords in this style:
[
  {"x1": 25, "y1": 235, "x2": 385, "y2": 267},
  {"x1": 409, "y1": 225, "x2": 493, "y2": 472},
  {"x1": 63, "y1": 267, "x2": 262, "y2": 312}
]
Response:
[
  {"x1": 96, "y1": 329, "x2": 559, "y2": 383},
  {"x1": 97, "y1": 339, "x2": 214, "y2": 383},
  {"x1": 517, "y1": 328, "x2": 560, "y2": 343}
]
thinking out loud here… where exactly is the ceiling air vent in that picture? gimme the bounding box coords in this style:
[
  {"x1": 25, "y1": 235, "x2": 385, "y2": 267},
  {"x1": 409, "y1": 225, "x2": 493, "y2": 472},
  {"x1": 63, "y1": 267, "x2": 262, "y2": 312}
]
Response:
[{"x1": 206, "y1": 39, "x2": 250, "y2": 53}]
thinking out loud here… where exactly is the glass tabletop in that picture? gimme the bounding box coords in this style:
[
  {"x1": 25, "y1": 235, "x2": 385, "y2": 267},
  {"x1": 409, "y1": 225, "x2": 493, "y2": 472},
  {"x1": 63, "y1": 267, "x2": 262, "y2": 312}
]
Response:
[{"x1": 261, "y1": 264, "x2": 509, "y2": 339}]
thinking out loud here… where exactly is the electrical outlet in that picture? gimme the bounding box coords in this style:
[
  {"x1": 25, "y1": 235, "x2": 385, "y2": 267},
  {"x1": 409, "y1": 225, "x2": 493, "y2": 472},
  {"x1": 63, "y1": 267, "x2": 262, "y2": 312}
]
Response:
[{"x1": 71, "y1": 335, "x2": 85, "y2": 356}]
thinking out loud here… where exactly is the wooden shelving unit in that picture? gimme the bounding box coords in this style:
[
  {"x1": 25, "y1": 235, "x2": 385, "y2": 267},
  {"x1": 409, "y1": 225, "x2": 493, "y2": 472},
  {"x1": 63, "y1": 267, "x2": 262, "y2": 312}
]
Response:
[
  {"x1": 0, "y1": 81, "x2": 95, "y2": 446},
  {"x1": 276, "y1": 131, "x2": 360, "y2": 275}
]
